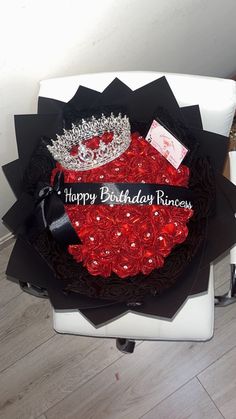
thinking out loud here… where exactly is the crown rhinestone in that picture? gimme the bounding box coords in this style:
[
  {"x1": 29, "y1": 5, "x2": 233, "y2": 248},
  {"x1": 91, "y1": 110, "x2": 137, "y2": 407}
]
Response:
[{"x1": 47, "y1": 113, "x2": 131, "y2": 171}]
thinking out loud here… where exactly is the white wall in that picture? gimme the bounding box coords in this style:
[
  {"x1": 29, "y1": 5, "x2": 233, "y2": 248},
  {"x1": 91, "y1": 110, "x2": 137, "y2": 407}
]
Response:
[{"x1": 1, "y1": 0, "x2": 236, "y2": 238}]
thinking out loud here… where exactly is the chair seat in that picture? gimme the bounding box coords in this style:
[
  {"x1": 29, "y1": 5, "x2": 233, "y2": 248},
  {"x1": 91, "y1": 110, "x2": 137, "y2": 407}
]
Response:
[{"x1": 53, "y1": 266, "x2": 214, "y2": 341}]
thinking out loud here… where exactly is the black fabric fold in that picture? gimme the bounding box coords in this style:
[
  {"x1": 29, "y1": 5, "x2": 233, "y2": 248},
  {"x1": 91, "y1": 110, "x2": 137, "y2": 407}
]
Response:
[
  {"x1": 2, "y1": 159, "x2": 23, "y2": 198},
  {"x1": 67, "y1": 85, "x2": 101, "y2": 112},
  {"x1": 190, "y1": 128, "x2": 229, "y2": 172},
  {"x1": 92, "y1": 78, "x2": 132, "y2": 111},
  {"x1": 127, "y1": 77, "x2": 186, "y2": 127},
  {"x1": 202, "y1": 175, "x2": 236, "y2": 265},
  {"x1": 14, "y1": 114, "x2": 63, "y2": 173},
  {"x1": 181, "y1": 105, "x2": 203, "y2": 130},
  {"x1": 3, "y1": 177, "x2": 79, "y2": 247},
  {"x1": 37, "y1": 97, "x2": 65, "y2": 115},
  {"x1": 6, "y1": 237, "x2": 119, "y2": 310},
  {"x1": 2, "y1": 192, "x2": 35, "y2": 233}
]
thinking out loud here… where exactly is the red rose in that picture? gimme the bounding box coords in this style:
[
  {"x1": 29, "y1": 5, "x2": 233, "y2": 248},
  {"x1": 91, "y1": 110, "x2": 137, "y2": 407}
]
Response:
[
  {"x1": 141, "y1": 252, "x2": 164, "y2": 275},
  {"x1": 86, "y1": 206, "x2": 114, "y2": 229},
  {"x1": 160, "y1": 222, "x2": 176, "y2": 235},
  {"x1": 66, "y1": 205, "x2": 87, "y2": 233},
  {"x1": 127, "y1": 133, "x2": 147, "y2": 156},
  {"x1": 68, "y1": 244, "x2": 83, "y2": 263},
  {"x1": 173, "y1": 223, "x2": 189, "y2": 244},
  {"x1": 109, "y1": 225, "x2": 129, "y2": 246},
  {"x1": 151, "y1": 206, "x2": 171, "y2": 225},
  {"x1": 86, "y1": 257, "x2": 112, "y2": 277},
  {"x1": 103, "y1": 160, "x2": 129, "y2": 182},
  {"x1": 130, "y1": 155, "x2": 158, "y2": 182},
  {"x1": 170, "y1": 207, "x2": 193, "y2": 222},
  {"x1": 79, "y1": 228, "x2": 103, "y2": 249},
  {"x1": 126, "y1": 233, "x2": 142, "y2": 257},
  {"x1": 112, "y1": 251, "x2": 140, "y2": 278},
  {"x1": 166, "y1": 165, "x2": 190, "y2": 187},
  {"x1": 139, "y1": 222, "x2": 156, "y2": 245},
  {"x1": 116, "y1": 206, "x2": 146, "y2": 226},
  {"x1": 155, "y1": 233, "x2": 174, "y2": 257}
]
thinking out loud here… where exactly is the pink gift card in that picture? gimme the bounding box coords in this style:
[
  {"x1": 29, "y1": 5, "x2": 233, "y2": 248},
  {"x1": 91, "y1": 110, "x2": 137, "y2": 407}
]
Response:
[{"x1": 145, "y1": 120, "x2": 189, "y2": 169}]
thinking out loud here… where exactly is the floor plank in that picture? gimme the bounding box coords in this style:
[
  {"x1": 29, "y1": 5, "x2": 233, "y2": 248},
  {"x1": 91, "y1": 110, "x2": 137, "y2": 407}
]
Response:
[
  {"x1": 0, "y1": 243, "x2": 21, "y2": 307},
  {"x1": 0, "y1": 242, "x2": 14, "y2": 276},
  {"x1": 0, "y1": 293, "x2": 54, "y2": 372},
  {"x1": 45, "y1": 301, "x2": 236, "y2": 419},
  {"x1": 0, "y1": 335, "x2": 123, "y2": 419},
  {"x1": 0, "y1": 275, "x2": 22, "y2": 308},
  {"x1": 141, "y1": 378, "x2": 224, "y2": 419},
  {"x1": 214, "y1": 253, "x2": 230, "y2": 290},
  {"x1": 198, "y1": 346, "x2": 236, "y2": 419}
]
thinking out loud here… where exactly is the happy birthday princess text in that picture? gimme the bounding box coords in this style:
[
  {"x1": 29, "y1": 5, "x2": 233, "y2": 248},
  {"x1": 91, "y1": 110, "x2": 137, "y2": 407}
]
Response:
[{"x1": 62, "y1": 186, "x2": 193, "y2": 209}]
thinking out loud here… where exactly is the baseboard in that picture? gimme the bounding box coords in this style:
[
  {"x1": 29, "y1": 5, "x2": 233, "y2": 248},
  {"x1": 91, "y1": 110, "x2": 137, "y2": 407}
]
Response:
[{"x1": 0, "y1": 232, "x2": 15, "y2": 250}]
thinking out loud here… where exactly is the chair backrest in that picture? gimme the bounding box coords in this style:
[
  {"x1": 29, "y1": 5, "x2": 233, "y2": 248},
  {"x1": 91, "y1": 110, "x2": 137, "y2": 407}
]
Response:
[{"x1": 39, "y1": 71, "x2": 236, "y2": 137}]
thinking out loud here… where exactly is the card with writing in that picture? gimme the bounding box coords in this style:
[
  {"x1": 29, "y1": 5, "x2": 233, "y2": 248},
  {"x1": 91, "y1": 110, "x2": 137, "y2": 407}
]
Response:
[{"x1": 146, "y1": 119, "x2": 189, "y2": 169}]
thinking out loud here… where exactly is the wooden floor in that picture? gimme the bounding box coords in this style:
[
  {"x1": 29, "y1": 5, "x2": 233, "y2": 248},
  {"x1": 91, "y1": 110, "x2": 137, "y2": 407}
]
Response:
[{"x1": 0, "y1": 242, "x2": 236, "y2": 419}]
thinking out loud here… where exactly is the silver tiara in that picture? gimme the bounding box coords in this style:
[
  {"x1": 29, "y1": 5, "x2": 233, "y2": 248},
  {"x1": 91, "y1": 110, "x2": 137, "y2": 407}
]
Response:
[{"x1": 47, "y1": 113, "x2": 131, "y2": 171}]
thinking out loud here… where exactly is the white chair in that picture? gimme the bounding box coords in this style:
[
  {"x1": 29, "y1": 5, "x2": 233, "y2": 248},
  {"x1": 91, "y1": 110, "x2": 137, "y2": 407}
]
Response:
[{"x1": 38, "y1": 72, "x2": 236, "y2": 349}]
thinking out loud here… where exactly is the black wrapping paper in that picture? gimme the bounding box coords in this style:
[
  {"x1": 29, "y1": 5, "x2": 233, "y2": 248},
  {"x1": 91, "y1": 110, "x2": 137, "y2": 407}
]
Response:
[{"x1": 3, "y1": 76, "x2": 236, "y2": 327}]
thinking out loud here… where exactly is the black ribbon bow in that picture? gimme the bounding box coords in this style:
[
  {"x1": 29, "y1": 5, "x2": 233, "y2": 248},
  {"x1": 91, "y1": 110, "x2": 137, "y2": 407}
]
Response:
[{"x1": 16, "y1": 171, "x2": 80, "y2": 247}]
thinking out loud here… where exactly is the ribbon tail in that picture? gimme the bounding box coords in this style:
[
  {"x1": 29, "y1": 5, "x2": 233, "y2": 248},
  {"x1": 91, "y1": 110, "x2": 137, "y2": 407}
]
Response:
[{"x1": 44, "y1": 191, "x2": 80, "y2": 246}]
